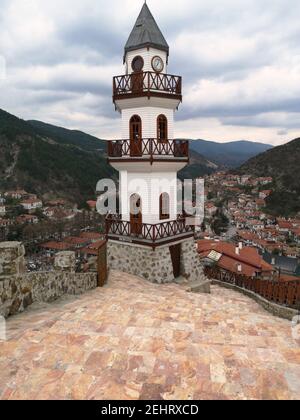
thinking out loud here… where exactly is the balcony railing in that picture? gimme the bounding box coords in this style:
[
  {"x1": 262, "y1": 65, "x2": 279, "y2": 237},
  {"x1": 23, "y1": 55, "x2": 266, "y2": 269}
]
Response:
[
  {"x1": 106, "y1": 215, "x2": 195, "y2": 247},
  {"x1": 204, "y1": 266, "x2": 300, "y2": 310},
  {"x1": 108, "y1": 138, "x2": 189, "y2": 161},
  {"x1": 113, "y1": 72, "x2": 182, "y2": 100}
]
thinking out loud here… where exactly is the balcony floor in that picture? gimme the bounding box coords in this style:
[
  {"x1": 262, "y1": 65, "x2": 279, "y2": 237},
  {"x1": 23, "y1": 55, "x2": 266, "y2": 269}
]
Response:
[{"x1": 1, "y1": 270, "x2": 299, "y2": 400}]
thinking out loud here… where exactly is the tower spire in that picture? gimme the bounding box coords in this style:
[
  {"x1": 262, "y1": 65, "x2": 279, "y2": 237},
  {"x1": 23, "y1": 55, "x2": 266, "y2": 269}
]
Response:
[{"x1": 124, "y1": 2, "x2": 169, "y2": 62}]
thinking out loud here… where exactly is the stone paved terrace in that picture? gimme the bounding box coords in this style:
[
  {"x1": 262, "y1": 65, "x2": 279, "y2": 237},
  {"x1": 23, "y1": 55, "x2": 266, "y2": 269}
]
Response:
[{"x1": 0, "y1": 271, "x2": 300, "y2": 400}]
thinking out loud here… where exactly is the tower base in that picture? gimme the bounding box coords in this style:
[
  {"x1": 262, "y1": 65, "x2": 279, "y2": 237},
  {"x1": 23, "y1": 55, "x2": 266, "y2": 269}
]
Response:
[{"x1": 107, "y1": 238, "x2": 210, "y2": 292}]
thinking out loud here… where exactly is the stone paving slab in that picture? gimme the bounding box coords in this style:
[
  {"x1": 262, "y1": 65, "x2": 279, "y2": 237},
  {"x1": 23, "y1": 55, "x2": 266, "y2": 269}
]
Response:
[{"x1": 0, "y1": 271, "x2": 299, "y2": 400}]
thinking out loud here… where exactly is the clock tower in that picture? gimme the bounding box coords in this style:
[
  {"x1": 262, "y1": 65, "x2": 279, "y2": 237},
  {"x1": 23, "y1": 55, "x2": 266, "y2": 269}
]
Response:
[{"x1": 106, "y1": 3, "x2": 209, "y2": 289}]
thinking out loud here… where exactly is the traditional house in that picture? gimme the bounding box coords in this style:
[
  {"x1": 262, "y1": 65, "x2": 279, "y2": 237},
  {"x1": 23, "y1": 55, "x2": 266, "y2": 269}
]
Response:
[
  {"x1": 16, "y1": 214, "x2": 39, "y2": 225},
  {"x1": 205, "y1": 202, "x2": 218, "y2": 217},
  {"x1": 198, "y1": 240, "x2": 275, "y2": 279},
  {"x1": 20, "y1": 198, "x2": 43, "y2": 212},
  {"x1": 256, "y1": 177, "x2": 273, "y2": 185},
  {"x1": 4, "y1": 190, "x2": 27, "y2": 200},
  {"x1": 259, "y1": 190, "x2": 272, "y2": 200}
]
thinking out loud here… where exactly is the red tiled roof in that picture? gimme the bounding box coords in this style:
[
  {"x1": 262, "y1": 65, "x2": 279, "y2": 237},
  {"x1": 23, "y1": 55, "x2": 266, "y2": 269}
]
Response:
[
  {"x1": 278, "y1": 221, "x2": 293, "y2": 229},
  {"x1": 80, "y1": 232, "x2": 103, "y2": 240},
  {"x1": 87, "y1": 200, "x2": 97, "y2": 208},
  {"x1": 63, "y1": 237, "x2": 88, "y2": 245},
  {"x1": 16, "y1": 215, "x2": 38, "y2": 222},
  {"x1": 197, "y1": 240, "x2": 273, "y2": 272},
  {"x1": 218, "y1": 255, "x2": 258, "y2": 277},
  {"x1": 40, "y1": 242, "x2": 70, "y2": 251},
  {"x1": 21, "y1": 199, "x2": 42, "y2": 205},
  {"x1": 279, "y1": 274, "x2": 300, "y2": 283},
  {"x1": 237, "y1": 230, "x2": 259, "y2": 241},
  {"x1": 46, "y1": 199, "x2": 66, "y2": 206}
]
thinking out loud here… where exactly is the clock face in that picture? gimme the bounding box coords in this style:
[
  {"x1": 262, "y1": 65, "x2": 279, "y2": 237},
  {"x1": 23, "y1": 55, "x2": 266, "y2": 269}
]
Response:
[
  {"x1": 132, "y1": 56, "x2": 144, "y2": 72},
  {"x1": 152, "y1": 56, "x2": 164, "y2": 73}
]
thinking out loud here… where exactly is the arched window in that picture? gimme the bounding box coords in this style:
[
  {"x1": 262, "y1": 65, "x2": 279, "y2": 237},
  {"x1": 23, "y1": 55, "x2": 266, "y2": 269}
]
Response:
[
  {"x1": 130, "y1": 115, "x2": 142, "y2": 141},
  {"x1": 130, "y1": 115, "x2": 142, "y2": 157},
  {"x1": 157, "y1": 114, "x2": 168, "y2": 143},
  {"x1": 159, "y1": 193, "x2": 170, "y2": 220},
  {"x1": 130, "y1": 194, "x2": 142, "y2": 235}
]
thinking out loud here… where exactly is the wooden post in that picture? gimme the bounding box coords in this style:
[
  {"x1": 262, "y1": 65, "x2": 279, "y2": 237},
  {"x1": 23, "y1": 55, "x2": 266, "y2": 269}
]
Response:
[{"x1": 97, "y1": 241, "x2": 108, "y2": 287}]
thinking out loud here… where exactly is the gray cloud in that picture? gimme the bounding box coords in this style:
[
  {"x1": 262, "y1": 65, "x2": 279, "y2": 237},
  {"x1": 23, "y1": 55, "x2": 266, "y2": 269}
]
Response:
[{"x1": 0, "y1": 0, "x2": 299, "y2": 143}]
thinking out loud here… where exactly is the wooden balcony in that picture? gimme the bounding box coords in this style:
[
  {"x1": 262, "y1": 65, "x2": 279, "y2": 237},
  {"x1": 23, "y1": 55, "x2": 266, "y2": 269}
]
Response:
[
  {"x1": 113, "y1": 72, "x2": 182, "y2": 102},
  {"x1": 106, "y1": 215, "x2": 195, "y2": 247},
  {"x1": 107, "y1": 138, "x2": 189, "y2": 163}
]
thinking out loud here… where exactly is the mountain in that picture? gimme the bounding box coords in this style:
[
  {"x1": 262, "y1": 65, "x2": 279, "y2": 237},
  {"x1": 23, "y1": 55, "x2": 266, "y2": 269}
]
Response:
[
  {"x1": 29, "y1": 120, "x2": 217, "y2": 179},
  {"x1": 0, "y1": 110, "x2": 217, "y2": 203},
  {"x1": 0, "y1": 109, "x2": 115, "y2": 204},
  {"x1": 28, "y1": 120, "x2": 106, "y2": 152},
  {"x1": 30, "y1": 121, "x2": 218, "y2": 177},
  {"x1": 189, "y1": 139, "x2": 273, "y2": 168},
  {"x1": 239, "y1": 138, "x2": 300, "y2": 216},
  {"x1": 179, "y1": 149, "x2": 218, "y2": 179}
]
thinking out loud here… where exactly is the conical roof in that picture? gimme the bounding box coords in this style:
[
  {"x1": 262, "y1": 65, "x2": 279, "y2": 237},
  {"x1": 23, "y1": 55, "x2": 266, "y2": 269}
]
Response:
[{"x1": 124, "y1": 3, "x2": 169, "y2": 61}]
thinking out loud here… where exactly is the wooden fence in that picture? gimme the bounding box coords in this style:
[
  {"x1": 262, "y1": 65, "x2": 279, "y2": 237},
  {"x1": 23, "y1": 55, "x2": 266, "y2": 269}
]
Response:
[{"x1": 204, "y1": 266, "x2": 300, "y2": 310}]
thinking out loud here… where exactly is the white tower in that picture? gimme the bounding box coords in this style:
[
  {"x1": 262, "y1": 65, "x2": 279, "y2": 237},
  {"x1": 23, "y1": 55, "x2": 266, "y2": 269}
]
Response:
[{"x1": 106, "y1": 3, "x2": 206, "y2": 286}]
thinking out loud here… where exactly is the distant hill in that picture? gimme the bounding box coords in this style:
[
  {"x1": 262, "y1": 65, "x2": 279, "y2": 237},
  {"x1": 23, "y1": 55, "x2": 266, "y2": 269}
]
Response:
[
  {"x1": 0, "y1": 110, "x2": 217, "y2": 203},
  {"x1": 239, "y1": 138, "x2": 300, "y2": 216},
  {"x1": 179, "y1": 149, "x2": 218, "y2": 179},
  {"x1": 28, "y1": 120, "x2": 106, "y2": 152},
  {"x1": 0, "y1": 109, "x2": 115, "y2": 203},
  {"x1": 189, "y1": 139, "x2": 273, "y2": 168},
  {"x1": 28, "y1": 120, "x2": 217, "y2": 179}
]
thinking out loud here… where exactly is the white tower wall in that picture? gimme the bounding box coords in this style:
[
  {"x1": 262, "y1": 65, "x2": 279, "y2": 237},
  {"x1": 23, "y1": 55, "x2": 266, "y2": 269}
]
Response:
[
  {"x1": 121, "y1": 107, "x2": 174, "y2": 140},
  {"x1": 120, "y1": 170, "x2": 178, "y2": 224},
  {"x1": 125, "y1": 47, "x2": 168, "y2": 74}
]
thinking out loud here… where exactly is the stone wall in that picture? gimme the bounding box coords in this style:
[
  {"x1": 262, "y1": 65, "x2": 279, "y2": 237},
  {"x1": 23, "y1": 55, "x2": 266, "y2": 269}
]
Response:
[
  {"x1": 0, "y1": 242, "x2": 26, "y2": 277},
  {"x1": 108, "y1": 239, "x2": 210, "y2": 292},
  {"x1": 180, "y1": 239, "x2": 206, "y2": 283},
  {"x1": 108, "y1": 241, "x2": 174, "y2": 284},
  {"x1": 0, "y1": 243, "x2": 97, "y2": 318}
]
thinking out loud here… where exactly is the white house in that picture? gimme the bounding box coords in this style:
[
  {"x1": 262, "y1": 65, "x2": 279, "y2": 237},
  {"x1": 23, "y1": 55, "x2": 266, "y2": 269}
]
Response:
[{"x1": 20, "y1": 198, "x2": 43, "y2": 212}]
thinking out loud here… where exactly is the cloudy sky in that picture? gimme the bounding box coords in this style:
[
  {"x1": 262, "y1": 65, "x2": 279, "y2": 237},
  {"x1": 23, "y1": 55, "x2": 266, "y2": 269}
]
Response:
[{"x1": 0, "y1": 0, "x2": 299, "y2": 145}]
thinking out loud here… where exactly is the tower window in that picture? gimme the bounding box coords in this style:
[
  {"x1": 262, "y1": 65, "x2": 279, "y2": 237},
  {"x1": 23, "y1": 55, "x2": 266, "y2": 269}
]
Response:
[
  {"x1": 132, "y1": 56, "x2": 144, "y2": 73},
  {"x1": 130, "y1": 115, "x2": 142, "y2": 141},
  {"x1": 160, "y1": 193, "x2": 170, "y2": 220},
  {"x1": 157, "y1": 114, "x2": 168, "y2": 143}
]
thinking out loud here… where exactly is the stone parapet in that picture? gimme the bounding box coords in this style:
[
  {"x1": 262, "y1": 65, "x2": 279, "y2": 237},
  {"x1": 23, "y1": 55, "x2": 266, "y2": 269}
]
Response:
[
  {"x1": 0, "y1": 242, "x2": 25, "y2": 278},
  {"x1": 0, "y1": 243, "x2": 98, "y2": 318},
  {"x1": 54, "y1": 251, "x2": 76, "y2": 273},
  {"x1": 180, "y1": 239, "x2": 208, "y2": 285},
  {"x1": 0, "y1": 271, "x2": 97, "y2": 318}
]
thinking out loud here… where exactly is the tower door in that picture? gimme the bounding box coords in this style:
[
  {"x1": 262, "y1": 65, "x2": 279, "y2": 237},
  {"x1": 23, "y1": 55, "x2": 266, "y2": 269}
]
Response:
[
  {"x1": 131, "y1": 71, "x2": 144, "y2": 93},
  {"x1": 130, "y1": 115, "x2": 142, "y2": 157},
  {"x1": 169, "y1": 244, "x2": 181, "y2": 278},
  {"x1": 130, "y1": 194, "x2": 143, "y2": 236}
]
